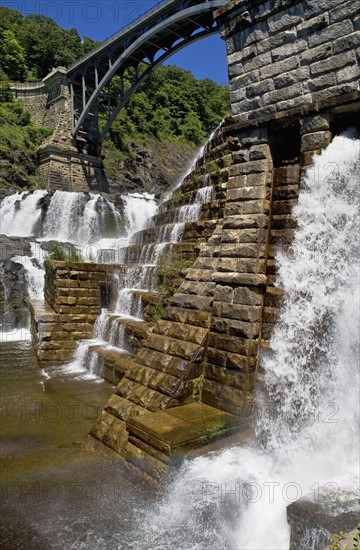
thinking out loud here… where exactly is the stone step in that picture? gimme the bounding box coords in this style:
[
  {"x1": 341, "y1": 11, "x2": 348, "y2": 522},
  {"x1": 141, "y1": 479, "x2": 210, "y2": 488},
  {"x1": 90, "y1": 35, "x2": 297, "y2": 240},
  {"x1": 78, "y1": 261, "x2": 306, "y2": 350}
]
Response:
[
  {"x1": 105, "y1": 392, "x2": 148, "y2": 421},
  {"x1": 136, "y1": 347, "x2": 202, "y2": 379},
  {"x1": 123, "y1": 441, "x2": 168, "y2": 485},
  {"x1": 87, "y1": 345, "x2": 137, "y2": 384},
  {"x1": 124, "y1": 362, "x2": 195, "y2": 399},
  {"x1": 115, "y1": 377, "x2": 177, "y2": 411},
  {"x1": 126, "y1": 403, "x2": 239, "y2": 456},
  {"x1": 94, "y1": 315, "x2": 151, "y2": 354},
  {"x1": 123, "y1": 241, "x2": 199, "y2": 265},
  {"x1": 128, "y1": 435, "x2": 170, "y2": 465},
  {"x1": 130, "y1": 219, "x2": 219, "y2": 247},
  {"x1": 149, "y1": 199, "x2": 224, "y2": 228}
]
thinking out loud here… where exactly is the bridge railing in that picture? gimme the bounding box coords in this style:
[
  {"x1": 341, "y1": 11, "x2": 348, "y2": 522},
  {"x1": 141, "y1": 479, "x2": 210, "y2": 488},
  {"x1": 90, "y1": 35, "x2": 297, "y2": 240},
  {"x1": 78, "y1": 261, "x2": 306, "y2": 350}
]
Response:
[{"x1": 67, "y1": 0, "x2": 183, "y2": 73}]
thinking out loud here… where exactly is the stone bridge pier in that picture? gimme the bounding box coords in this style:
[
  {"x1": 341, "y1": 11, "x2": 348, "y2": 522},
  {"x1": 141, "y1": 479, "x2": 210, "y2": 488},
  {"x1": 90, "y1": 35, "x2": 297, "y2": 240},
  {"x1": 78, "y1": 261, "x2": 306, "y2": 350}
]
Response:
[{"x1": 11, "y1": 68, "x2": 107, "y2": 192}]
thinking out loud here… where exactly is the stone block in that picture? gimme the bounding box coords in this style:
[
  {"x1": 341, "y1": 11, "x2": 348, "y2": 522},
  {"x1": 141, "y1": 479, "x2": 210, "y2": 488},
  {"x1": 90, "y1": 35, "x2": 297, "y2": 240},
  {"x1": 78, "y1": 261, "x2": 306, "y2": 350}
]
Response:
[
  {"x1": 268, "y1": 4, "x2": 305, "y2": 34},
  {"x1": 249, "y1": 144, "x2": 271, "y2": 160},
  {"x1": 305, "y1": 73, "x2": 337, "y2": 92},
  {"x1": 230, "y1": 160, "x2": 273, "y2": 176},
  {"x1": 232, "y1": 150, "x2": 250, "y2": 163},
  {"x1": 230, "y1": 70, "x2": 259, "y2": 91},
  {"x1": 232, "y1": 97, "x2": 262, "y2": 115},
  {"x1": 336, "y1": 64, "x2": 360, "y2": 83},
  {"x1": 311, "y1": 81, "x2": 359, "y2": 107},
  {"x1": 240, "y1": 20, "x2": 269, "y2": 48},
  {"x1": 126, "y1": 364, "x2": 192, "y2": 398},
  {"x1": 228, "y1": 175, "x2": 247, "y2": 189},
  {"x1": 247, "y1": 172, "x2": 272, "y2": 187},
  {"x1": 243, "y1": 51, "x2": 272, "y2": 73},
  {"x1": 227, "y1": 44, "x2": 256, "y2": 65},
  {"x1": 210, "y1": 316, "x2": 229, "y2": 334},
  {"x1": 206, "y1": 346, "x2": 227, "y2": 367},
  {"x1": 308, "y1": 20, "x2": 353, "y2": 48},
  {"x1": 274, "y1": 66, "x2": 310, "y2": 89},
  {"x1": 260, "y1": 54, "x2": 299, "y2": 80},
  {"x1": 230, "y1": 88, "x2": 247, "y2": 104},
  {"x1": 330, "y1": 1, "x2": 360, "y2": 24},
  {"x1": 272, "y1": 184, "x2": 299, "y2": 201},
  {"x1": 273, "y1": 165, "x2": 300, "y2": 185},
  {"x1": 310, "y1": 51, "x2": 356, "y2": 76},
  {"x1": 169, "y1": 293, "x2": 213, "y2": 311},
  {"x1": 153, "y1": 320, "x2": 207, "y2": 346},
  {"x1": 211, "y1": 272, "x2": 267, "y2": 286},
  {"x1": 143, "y1": 333, "x2": 200, "y2": 361},
  {"x1": 271, "y1": 39, "x2": 308, "y2": 62},
  {"x1": 225, "y1": 199, "x2": 270, "y2": 217},
  {"x1": 228, "y1": 320, "x2": 260, "y2": 339},
  {"x1": 263, "y1": 83, "x2": 303, "y2": 106},
  {"x1": 223, "y1": 214, "x2": 268, "y2": 229},
  {"x1": 301, "y1": 131, "x2": 332, "y2": 152},
  {"x1": 101, "y1": 417, "x2": 128, "y2": 454},
  {"x1": 300, "y1": 42, "x2": 333, "y2": 66},
  {"x1": 276, "y1": 93, "x2": 312, "y2": 114},
  {"x1": 227, "y1": 185, "x2": 269, "y2": 201},
  {"x1": 257, "y1": 29, "x2": 297, "y2": 55},
  {"x1": 245, "y1": 79, "x2": 274, "y2": 99},
  {"x1": 300, "y1": 113, "x2": 330, "y2": 134},
  {"x1": 208, "y1": 333, "x2": 257, "y2": 355},
  {"x1": 239, "y1": 258, "x2": 267, "y2": 273},
  {"x1": 179, "y1": 280, "x2": 216, "y2": 296},
  {"x1": 105, "y1": 394, "x2": 146, "y2": 421},
  {"x1": 333, "y1": 30, "x2": 360, "y2": 54},
  {"x1": 217, "y1": 302, "x2": 262, "y2": 323},
  {"x1": 233, "y1": 286, "x2": 263, "y2": 306},
  {"x1": 214, "y1": 285, "x2": 234, "y2": 303},
  {"x1": 202, "y1": 379, "x2": 250, "y2": 416},
  {"x1": 163, "y1": 306, "x2": 210, "y2": 327},
  {"x1": 116, "y1": 378, "x2": 171, "y2": 411},
  {"x1": 205, "y1": 363, "x2": 255, "y2": 390},
  {"x1": 297, "y1": 12, "x2": 330, "y2": 38}
]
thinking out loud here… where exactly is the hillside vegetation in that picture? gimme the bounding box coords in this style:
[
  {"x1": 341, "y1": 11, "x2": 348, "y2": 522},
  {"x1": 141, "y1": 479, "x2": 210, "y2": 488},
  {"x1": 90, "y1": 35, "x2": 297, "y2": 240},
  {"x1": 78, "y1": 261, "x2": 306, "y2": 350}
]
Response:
[{"x1": 0, "y1": 6, "x2": 229, "y2": 192}]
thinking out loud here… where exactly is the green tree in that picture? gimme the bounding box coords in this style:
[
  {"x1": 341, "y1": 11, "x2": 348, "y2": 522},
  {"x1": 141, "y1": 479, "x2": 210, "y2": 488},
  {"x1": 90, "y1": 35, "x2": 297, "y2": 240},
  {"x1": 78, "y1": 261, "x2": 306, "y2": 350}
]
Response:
[
  {"x1": 181, "y1": 113, "x2": 204, "y2": 145},
  {"x1": 0, "y1": 29, "x2": 26, "y2": 81}
]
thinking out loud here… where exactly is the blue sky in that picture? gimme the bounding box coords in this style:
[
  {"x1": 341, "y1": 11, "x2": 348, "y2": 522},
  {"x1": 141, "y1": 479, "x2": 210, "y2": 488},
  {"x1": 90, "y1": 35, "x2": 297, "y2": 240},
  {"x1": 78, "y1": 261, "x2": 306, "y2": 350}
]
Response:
[{"x1": 1, "y1": 0, "x2": 229, "y2": 84}]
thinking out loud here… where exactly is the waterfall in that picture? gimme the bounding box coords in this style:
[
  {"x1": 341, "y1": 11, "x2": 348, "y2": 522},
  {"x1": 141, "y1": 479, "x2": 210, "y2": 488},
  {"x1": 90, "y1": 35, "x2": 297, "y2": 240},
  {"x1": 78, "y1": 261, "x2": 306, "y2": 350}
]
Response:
[
  {"x1": 71, "y1": 159, "x2": 217, "y2": 376},
  {"x1": 123, "y1": 131, "x2": 360, "y2": 549},
  {"x1": 0, "y1": 190, "x2": 47, "y2": 236},
  {"x1": 41, "y1": 191, "x2": 124, "y2": 243}
]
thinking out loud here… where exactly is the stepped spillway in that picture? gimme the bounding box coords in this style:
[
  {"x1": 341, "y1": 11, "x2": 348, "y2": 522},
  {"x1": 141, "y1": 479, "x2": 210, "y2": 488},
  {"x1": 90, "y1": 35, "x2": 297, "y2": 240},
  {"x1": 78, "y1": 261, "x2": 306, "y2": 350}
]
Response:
[{"x1": 70, "y1": 170, "x2": 222, "y2": 381}]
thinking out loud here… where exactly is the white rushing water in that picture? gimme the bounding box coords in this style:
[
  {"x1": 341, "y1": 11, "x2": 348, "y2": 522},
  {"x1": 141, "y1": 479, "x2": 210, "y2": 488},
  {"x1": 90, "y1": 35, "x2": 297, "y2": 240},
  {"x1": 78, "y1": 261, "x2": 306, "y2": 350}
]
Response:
[
  {"x1": 71, "y1": 169, "x2": 217, "y2": 376},
  {"x1": 0, "y1": 190, "x2": 47, "y2": 236},
  {"x1": 123, "y1": 132, "x2": 360, "y2": 549}
]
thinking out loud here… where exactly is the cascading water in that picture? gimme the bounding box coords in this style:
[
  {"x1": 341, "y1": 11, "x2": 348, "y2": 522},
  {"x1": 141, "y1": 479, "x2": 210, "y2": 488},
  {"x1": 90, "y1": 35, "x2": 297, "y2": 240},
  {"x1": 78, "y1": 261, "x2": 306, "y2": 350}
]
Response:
[
  {"x1": 0, "y1": 190, "x2": 48, "y2": 237},
  {"x1": 121, "y1": 131, "x2": 360, "y2": 549},
  {"x1": 0, "y1": 190, "x2": 157, "y2": 346},
  {"x1": 71, "y1": 169, "x2": 217, "y2": 377}
]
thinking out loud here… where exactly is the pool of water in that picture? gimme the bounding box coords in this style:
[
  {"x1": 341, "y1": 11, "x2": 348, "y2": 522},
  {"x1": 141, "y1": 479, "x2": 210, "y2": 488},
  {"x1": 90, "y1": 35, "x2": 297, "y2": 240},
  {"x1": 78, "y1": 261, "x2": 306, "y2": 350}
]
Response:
[{"x1": 0, "y1": 342, "x2": 156, "y2": 550}]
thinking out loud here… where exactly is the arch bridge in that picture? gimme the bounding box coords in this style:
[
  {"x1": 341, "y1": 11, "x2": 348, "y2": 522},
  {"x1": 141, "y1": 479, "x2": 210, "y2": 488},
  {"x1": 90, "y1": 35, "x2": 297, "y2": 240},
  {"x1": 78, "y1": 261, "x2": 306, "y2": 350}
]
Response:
[{"x1": 67, "y1": 0, "x2": 228, "y2": 146}]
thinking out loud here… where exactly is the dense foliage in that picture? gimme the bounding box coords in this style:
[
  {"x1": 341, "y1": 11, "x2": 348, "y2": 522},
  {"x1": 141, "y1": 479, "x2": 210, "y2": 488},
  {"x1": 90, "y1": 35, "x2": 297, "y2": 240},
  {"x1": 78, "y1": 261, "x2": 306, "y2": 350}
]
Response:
[
  {"x1": 0, "y1": 70, "x2": 53, "y2": 189},
  {"x1": 0, "y1": 7, "x2": 99, "y2": 80},
  {"x1": 108, "y1": 66, "x2": 228, "y2": 147}
]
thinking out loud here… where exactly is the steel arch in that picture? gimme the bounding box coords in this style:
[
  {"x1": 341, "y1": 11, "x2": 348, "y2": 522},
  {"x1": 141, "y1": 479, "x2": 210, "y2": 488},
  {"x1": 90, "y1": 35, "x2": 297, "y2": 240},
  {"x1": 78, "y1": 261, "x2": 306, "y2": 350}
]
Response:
[{"x1": 68, "y1": 0, "x2": 227, "y2": 145}]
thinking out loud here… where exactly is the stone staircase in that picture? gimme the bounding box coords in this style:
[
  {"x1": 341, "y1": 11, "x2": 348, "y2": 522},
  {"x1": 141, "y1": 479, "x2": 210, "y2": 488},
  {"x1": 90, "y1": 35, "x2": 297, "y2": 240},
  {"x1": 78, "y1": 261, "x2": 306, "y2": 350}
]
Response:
[
  {"x1": 84, "y1": 131, "x2": 240, "y2": 480},
  {"x1": 80, "y1": 132, "x2": 229, "y2": 392}
]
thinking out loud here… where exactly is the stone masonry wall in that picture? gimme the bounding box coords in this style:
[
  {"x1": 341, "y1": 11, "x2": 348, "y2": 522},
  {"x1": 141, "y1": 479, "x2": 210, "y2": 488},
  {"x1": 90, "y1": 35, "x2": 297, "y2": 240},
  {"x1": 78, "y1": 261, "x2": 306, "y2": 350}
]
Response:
[
  {"x1": 11, "y1": 68, "x2": 108, "y2": 192},
  {"x1": 89, "y1": 0, "x2": 360, "y2": 463},
  {"x1": 10, "y1": 82, "x2": 48, "y2": 126},
  {"x1": 31, "y1": 262, "x2": 114, "y2": 366},
  {"x1": 216, "y1": 0, "x2": 360, "y2": 128}
]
